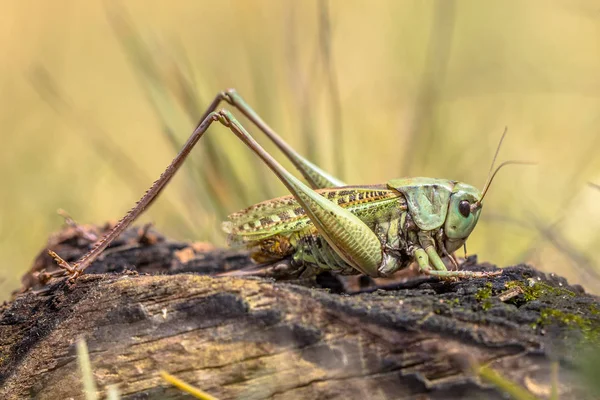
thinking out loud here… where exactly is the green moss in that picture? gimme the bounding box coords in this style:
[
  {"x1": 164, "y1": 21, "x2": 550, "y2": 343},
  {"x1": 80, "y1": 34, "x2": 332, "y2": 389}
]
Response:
[
  {"x1": 537, "y1": 309, "x2": 600, "y2": 345},
  {"x1": 505, "y1": 280, "x2": 575, "y2": 302},
  {"x1": 476, "y1": 282, "x2": 493, "y2": 301},
  {"x1": 448, "y1": 298, "x2": 460, "y2": 307},
  {"x1": 476, "y1": 282, "x2": 493, "y2": 310}
]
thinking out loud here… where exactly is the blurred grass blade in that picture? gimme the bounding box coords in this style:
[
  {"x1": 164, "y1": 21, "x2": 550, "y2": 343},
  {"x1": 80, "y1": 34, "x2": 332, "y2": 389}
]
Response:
[
  {"x1": 160, "y1": 370, "x2": 219, "y2": 400},
  {"x1": 28, "y1": 66, "x2": 197, "y2": 237},
  {"x1": 106, "y1": 385, "x2": 121, "y2": 400},
  {"x1": 164, "y1": 39, "x2": 256, "y2": 204},
  {"x1": 478, "y1": 365, "x2": 539, "y2": 400},
  {"x1": 400, "y1": 0, "x2": 455, "y2": 175},
  {"x1": 284, "y1": 1, "x2": 321, "y2": 177},
  {"x1": 520, "y1": 126, "x2": 600, "y2": 270},
  {"x1": 528, "y1": 213, "x2": 600, "y2": 284},
  {"x1": 29, "y1": 65, "x2": 151, "y2": 187},
  {"x1": 106, "y1": 4, "x2": 224, "y2": 217},
  {"x1": 550, "y1": 362, "x2": 559, "y2": 400},
  {"x1": 318, "y1": 0, "x2": 344, "y2": 179},
  {"x1": 106, "y1": 3, "x2": 250, "y2": 217},
  {"x1": 76, "y1": 338, "x2": 99, "y2": 400}
]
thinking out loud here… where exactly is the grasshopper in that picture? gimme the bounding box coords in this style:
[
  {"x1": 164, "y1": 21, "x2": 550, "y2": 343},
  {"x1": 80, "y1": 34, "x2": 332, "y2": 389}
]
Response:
[{"x1": 50, "y1": 89, "x2": 528, "y2": 281}]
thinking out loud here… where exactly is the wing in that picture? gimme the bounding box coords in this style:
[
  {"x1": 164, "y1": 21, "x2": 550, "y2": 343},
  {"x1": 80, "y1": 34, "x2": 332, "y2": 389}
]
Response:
[{"x1": 223, "y1": 185, "x2": 404, "y2": 243}]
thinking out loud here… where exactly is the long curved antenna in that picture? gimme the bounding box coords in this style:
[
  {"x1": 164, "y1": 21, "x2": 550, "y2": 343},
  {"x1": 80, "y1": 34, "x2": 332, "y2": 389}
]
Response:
[
  {"x1": 483, "y1": 127, "x2": 508, "y2": 191},
  {"x1": 473, "y1": 127, "x2": 535, "y2": 209},
  {"x1": 478, "y1": 160, "x2": 537, "y2": 204}
]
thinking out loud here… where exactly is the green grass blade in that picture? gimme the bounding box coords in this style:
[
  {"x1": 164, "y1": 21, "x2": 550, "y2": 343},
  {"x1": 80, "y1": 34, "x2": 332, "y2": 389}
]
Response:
[{"x1": 478, "y1": 365, "x2": 539, "y2": 400}]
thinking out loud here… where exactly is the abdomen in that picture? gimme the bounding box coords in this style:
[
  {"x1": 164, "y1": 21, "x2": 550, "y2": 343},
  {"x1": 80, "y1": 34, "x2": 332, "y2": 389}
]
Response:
[{"x1": 223, "y1": 187, "x2": 409, "y2": 276}]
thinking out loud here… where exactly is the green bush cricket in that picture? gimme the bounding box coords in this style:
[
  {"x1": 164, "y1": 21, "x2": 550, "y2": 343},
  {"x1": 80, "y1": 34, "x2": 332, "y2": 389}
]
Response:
[{"x1": 49, "y1": 89, "x2": 531, "y2": 281}]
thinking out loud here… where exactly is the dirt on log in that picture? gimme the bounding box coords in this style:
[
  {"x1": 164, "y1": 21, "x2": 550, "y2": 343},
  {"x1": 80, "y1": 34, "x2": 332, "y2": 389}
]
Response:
[{"x1": 1, "y1": 225, "x2": 599, "y2": 399}]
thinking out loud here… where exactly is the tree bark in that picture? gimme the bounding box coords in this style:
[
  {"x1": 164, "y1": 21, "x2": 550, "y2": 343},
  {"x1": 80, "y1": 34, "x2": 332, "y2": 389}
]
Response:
[{"x1": 1, "y1": 225, "x2": 599, "y2": 399}]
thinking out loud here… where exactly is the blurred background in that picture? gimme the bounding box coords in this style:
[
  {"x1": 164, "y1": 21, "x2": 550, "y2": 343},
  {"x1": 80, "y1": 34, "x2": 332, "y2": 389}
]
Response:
[{"x1": 1, "y1": 0, "x2": 600, "y2": 301}]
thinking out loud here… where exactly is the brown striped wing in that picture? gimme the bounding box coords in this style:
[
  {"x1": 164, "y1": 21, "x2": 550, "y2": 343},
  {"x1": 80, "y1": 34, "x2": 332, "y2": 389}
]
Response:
[{"x1": 223, "y1": 186, "x2": 405, "y2": 243}]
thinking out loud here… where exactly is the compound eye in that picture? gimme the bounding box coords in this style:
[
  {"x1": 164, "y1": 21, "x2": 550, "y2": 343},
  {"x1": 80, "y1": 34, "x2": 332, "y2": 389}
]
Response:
[{"x1": 458, "y1": 200, "x2": 471, "y2": 218}]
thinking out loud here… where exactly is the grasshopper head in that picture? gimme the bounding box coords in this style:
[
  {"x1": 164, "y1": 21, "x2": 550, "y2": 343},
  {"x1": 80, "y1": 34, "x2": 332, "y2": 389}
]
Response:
[
  {"x1": 444, "y1": 183, "x2": 483, "y2": 243},
  {"x1": 443, "y1": 154, "x2": 534, "y2": 252}
]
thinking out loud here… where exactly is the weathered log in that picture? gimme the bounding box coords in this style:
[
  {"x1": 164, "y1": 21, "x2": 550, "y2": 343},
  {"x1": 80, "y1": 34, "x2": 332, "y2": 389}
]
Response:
[{"x1": 1, "y1": 225, "x2": 599, "y2": 399}]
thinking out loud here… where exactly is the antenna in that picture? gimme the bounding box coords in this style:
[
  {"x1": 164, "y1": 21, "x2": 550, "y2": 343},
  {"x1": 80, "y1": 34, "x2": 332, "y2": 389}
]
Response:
[
  {"x1": 479, "y1": 161, "x2": 537, "y2": 203},
  {"x1": 482, "y1": 127, "x2": 507, "y2": 193},
  {"x1": 473, "y1": 128, "x2": 535, "y2": 208}
]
